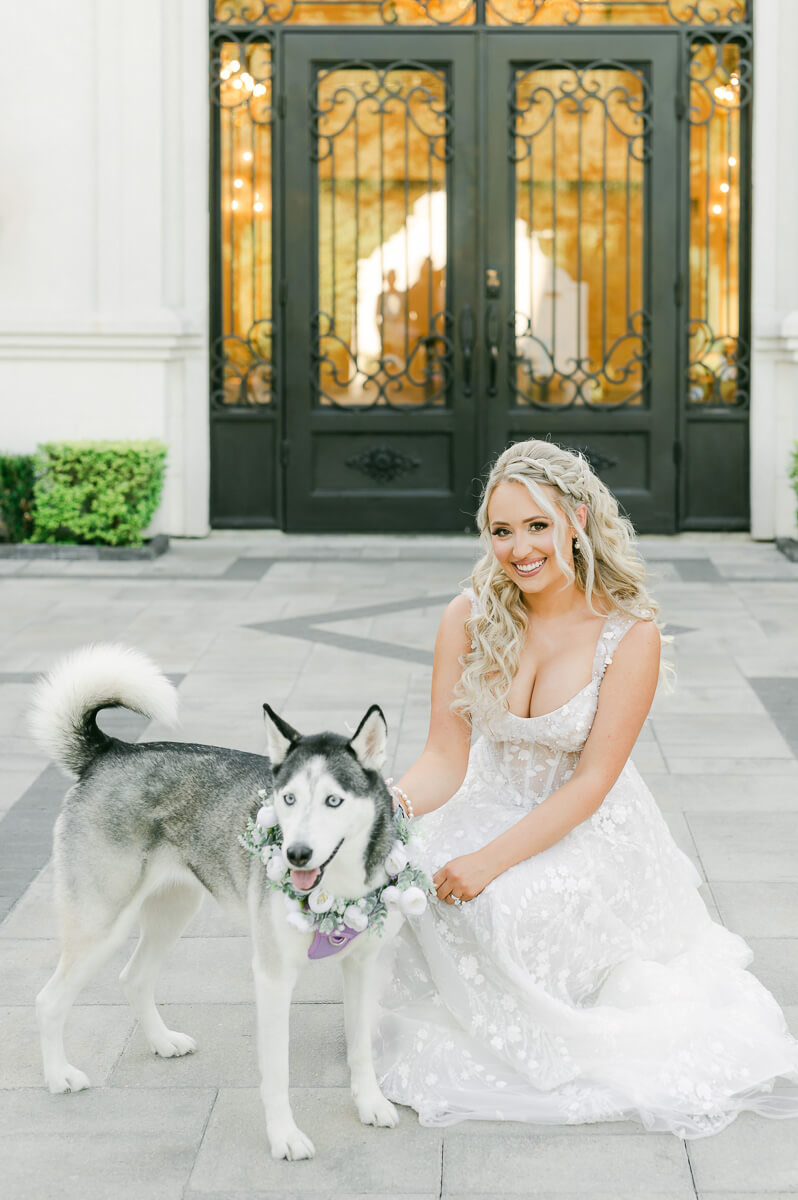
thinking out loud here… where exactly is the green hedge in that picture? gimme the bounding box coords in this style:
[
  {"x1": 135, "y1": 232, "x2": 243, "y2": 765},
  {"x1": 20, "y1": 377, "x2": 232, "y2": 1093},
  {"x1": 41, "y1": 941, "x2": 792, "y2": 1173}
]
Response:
[
  {"x1": 30, "y1": 440, "x2": 167, "y2": 547},
  {"x1": 0, "y1": 454, "x2": 36, "y2": 543}
]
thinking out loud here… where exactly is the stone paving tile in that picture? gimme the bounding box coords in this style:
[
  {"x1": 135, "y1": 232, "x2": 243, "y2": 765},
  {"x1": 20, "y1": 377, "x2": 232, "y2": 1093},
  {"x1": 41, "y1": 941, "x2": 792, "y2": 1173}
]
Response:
[
  {"x1": 189, "y1": 1087, "x2": 443, "y2": 1195},
  {"x1": 686, "y1": 1109, "x2": 798, "y2": 1192},
  {"x1": 711, "y1": 882, "x2": 798, "y2": 938},
  {"x1": 110, "y1": 1002, "x2": 347, "y2": 1089},
  {"x1": 441, "y1": 1128, "x2": 694, "y2": 1194},
  {"x1": 0, "y1": 1087, "x2": 216, "y2": 1200},
  {"x1": 686, "y1": 813, "x2": 798, "y2": 881},
  {"x1": 0, "y1": 1005, "x2": 134, "y2": 1088}
]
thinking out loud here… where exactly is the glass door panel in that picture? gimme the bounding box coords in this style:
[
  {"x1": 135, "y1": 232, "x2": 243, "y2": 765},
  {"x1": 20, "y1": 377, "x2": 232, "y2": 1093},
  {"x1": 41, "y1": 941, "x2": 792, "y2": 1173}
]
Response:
[
  {"x1": 485, "y1": 33, "x2": 680, "y2": 533},
  {"x1": 283, "y1": 32, "x2": 477, "y2": 532},
  {"x1": 512, "y1": 64, "x2": 648, "y2": 409},
  {"x1": 315, "y1": 65, "x2": 449, "y2": 408}
]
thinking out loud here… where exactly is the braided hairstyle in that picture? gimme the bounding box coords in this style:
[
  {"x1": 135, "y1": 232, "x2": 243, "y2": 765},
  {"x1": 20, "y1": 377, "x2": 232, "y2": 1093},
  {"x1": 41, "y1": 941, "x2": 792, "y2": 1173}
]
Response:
[{"x1": 452, "y1": 438, "x2": 673, "y2": 729}]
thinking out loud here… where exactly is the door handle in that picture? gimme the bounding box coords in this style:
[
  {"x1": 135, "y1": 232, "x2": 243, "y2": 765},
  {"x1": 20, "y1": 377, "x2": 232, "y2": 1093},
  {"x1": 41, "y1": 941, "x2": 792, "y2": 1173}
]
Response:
[
  {"x1": 459, "y1": 304, "x2": 475, "y2": 396},
  {"x1": 485, "y1": 302, "x2": 502, "y2": 396}
]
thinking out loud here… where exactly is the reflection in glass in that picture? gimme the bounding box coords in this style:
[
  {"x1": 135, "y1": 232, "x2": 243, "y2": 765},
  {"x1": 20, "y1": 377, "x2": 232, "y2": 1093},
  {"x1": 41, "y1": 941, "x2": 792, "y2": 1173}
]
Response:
[
  {"x1": 687, "y1": 38, "x2": 748, "y2": 406},
  {"x1": 488, "y1": 0, "x2": 745, "y2": 25},
  {"x1": 314, "y1": 66, "x2": 450, "y2": 407},
  {"x1": 215, "y1": 41, "x2": 273, "y2": 405},
  {"x1": 513, "y1": 66, "x2": 648, "y2": 408}
]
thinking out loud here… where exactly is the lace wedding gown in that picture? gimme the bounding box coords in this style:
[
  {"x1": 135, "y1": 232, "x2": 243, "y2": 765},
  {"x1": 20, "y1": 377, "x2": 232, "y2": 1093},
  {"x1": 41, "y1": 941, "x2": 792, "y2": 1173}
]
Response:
[{"x1": 374, "y1": 594, "x2": 798, "y2": 1138}]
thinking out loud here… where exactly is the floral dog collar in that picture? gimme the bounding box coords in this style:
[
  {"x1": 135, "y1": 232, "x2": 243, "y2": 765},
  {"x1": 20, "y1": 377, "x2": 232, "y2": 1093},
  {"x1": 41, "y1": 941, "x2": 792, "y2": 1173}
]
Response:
[{"x1": 239, "y1": 789, "x2": 433, "y2": 959}]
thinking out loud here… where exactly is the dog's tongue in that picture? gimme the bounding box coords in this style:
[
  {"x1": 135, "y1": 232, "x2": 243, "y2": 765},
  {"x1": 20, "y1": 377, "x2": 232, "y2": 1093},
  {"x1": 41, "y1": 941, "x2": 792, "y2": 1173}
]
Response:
[{"x1": 291, "y1": 867, "x2": 321, "y2": 892}]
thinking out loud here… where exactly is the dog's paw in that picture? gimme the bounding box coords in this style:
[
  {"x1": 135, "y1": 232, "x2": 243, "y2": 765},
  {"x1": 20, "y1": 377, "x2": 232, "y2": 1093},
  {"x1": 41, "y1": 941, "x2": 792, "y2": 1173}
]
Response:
[
  {"x1": 355, "y1": 1091, "x2": 399, "y2": 1128},
  {"x1": 269, "y1": 1125, "x2": 316, "y2": 1161},
  {"x1": 151, "y1": 1030, "x2": 196, "y2": 1058},
  {"x1": 46, "y1": 1065, "x2": 91, "y2": 1095}
]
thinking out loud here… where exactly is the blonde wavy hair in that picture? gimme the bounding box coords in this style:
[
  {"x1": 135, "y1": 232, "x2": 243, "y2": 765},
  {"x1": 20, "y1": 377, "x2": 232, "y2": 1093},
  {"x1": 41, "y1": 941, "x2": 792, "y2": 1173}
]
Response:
[{"x1": 452, "y1": 439, "x2": 674, "y2": 729}]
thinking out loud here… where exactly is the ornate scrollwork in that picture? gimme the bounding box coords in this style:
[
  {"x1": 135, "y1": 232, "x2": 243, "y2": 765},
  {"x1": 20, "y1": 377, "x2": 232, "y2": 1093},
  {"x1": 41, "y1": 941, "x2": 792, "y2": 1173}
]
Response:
[
  {"x1": 212, "y1": 0, "x2": 476, "y2": 28},
  {"x1": 313, "y1": 310, "x2": 452, "y2": 408},
  {"x1": 210, "y1": 33, "x2": 274, "y2": 124},
  {"x1": 687, "y1": 323, "x2": 748, "y2": 407},
  {"x1": 345, "y1": 445, "x2": 421, "y2": 483},
  {"x1": 687, "y1": 29, "x2": 752, "y2": 125},
  {"x1": 211, "y1": 322, "x2": 275, "y2": 407},
  {"x1": 487, "y1": 0, "x2": 747, "y2": 27}
]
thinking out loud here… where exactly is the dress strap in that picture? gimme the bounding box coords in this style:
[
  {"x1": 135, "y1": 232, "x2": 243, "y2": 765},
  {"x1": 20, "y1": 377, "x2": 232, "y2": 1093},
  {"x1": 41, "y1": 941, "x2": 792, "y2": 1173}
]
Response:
[{"x1": 592, "y1": 611, "x2": 638, "y2": 683}]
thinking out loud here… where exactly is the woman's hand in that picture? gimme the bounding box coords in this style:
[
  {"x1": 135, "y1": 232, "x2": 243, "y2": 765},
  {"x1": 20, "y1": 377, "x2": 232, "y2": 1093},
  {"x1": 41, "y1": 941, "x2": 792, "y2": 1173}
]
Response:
[{"x1": 433, "y1": 852, "x2": 499, "y2": 905}]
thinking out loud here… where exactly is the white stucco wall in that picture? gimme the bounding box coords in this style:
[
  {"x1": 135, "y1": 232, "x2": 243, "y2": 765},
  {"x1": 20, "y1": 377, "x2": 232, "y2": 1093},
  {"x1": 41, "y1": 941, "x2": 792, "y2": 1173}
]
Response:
[
  {"x1": 0, "y1": 0, "x2": 796, "y2": 538},
  {"x1": 750, "y1": 0, "x2": 798, "y2": 538},
  {"x1": 0, "y1": 0, "x2": 209, "y2": 537}
]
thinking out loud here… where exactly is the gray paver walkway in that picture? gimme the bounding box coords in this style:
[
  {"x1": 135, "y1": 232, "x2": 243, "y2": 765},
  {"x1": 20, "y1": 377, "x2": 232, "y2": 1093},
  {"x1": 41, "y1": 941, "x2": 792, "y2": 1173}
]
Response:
[{"x1": 1, "y1": 530, "x2": 797, "y2": 1199}]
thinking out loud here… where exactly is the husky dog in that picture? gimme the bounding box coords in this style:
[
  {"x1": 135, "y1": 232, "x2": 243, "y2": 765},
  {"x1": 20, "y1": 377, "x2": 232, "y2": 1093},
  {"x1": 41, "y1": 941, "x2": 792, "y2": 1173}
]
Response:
[{"x1": 29, "y1": 643, "x2": 406, "y2": 1160}]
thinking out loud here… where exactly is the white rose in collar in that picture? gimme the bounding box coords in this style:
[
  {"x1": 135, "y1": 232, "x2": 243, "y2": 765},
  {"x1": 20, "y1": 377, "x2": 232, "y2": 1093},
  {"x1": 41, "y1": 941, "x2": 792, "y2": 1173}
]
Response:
[
  {"x1": 343, "y1": 904, "x2": 369, "y2": 932},
  {"x1": 256, "y1": 803, "x2": 277, "y2": 830},
  {"x1": 399, "y1": 886, "x2": 428, "y2": 916},
  {"x1": 384, "y1": 841, "x2": 409, "y2": 876},
  {"x1": 266, "y1": 854, "x2": 286, "y2": 883},
  {"x1": 286, "y1": 909, "x2": 313, "y2": 932},
  {"x1": 381, "y1": 885, "x2": 402, "y2": 910},
  {"x1": 307, "y1": 885, "x2": 334, "y2": 914}
]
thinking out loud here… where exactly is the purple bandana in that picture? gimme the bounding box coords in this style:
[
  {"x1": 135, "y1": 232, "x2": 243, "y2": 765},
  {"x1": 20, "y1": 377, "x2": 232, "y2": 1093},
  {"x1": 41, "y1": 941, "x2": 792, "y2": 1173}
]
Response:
[{"x1": 307, "y1": 924, "x2": 365, "y2": 959}]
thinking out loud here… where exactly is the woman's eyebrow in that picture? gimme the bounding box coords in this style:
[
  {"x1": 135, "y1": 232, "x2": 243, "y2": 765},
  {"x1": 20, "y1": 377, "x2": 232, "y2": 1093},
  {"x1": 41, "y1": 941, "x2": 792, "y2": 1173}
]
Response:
[{"x1": 489, "y1": 515, "x2": 547, "y2": 526}]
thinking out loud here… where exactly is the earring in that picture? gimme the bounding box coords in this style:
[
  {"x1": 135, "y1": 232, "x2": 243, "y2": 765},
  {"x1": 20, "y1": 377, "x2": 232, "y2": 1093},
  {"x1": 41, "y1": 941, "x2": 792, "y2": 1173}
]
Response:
[{"x1": 572, "y1": 539, "x2": 579, "y2": 554}]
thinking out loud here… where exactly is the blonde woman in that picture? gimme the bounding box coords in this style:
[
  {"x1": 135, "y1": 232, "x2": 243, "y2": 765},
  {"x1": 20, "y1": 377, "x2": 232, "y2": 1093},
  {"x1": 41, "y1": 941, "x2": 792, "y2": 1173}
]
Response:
[{"x1": 375, "y1": 438, "x2": 798, "y2": 1138}]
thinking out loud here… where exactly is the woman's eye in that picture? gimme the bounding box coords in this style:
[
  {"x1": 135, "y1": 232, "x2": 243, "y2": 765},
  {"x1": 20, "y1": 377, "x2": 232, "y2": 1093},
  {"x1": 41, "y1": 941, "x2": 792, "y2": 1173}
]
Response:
[
  {"x1": 282, "y1": 793, "x2": 296, "y2": 806},
  {"x1": 325, "y1": 794, "x2": 343, "y2": 808}
]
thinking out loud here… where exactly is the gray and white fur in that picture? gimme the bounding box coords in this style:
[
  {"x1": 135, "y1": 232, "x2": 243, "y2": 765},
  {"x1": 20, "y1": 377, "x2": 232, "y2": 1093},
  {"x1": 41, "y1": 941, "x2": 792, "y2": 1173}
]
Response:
[{"x1": 29, "y1": 643, "x2": 403, "y2": 1160}]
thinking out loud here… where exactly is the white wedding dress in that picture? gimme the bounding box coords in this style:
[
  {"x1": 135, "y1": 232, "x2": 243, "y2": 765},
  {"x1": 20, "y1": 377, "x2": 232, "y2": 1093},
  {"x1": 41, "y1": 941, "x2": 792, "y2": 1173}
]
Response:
[{"x1": 374, "y1": 592, "x2": 798, "y2": 1138}]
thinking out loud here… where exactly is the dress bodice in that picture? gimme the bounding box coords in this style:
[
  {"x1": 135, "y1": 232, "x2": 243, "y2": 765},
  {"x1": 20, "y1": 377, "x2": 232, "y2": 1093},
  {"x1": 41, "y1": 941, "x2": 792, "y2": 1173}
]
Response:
[{"x1": 463, "y1": 588, "x2": 638, "y2": 809}]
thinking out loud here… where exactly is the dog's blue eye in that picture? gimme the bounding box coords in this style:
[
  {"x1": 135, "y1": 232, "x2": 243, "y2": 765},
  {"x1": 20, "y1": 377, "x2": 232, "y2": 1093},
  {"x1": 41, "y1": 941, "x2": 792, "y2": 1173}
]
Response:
[
  {"x1": 283, "y1": 793, "x2": 296, "y2": 806},
  {"x1": 325, "y1": 794, "x2": 343, "y2": 808}
]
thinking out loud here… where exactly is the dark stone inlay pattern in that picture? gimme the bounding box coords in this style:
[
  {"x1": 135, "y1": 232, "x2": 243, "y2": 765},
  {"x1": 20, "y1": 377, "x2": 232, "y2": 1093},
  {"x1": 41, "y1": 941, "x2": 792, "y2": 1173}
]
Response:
[
  {"x1": 748, "y1": 677, "x2": 798, "y2": 757},
  {"x1": 670, "y1": 558, "x2": 723, "y2": 583},
  {"x1": 247, "y1": 593, "x2": 455, "y2": 667}
]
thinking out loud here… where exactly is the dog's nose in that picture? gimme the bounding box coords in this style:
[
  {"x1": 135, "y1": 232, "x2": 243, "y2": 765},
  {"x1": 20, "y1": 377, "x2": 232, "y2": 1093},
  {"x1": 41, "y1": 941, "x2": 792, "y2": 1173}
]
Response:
[{"x1": 286, "y1": 843, "x2": 313, "y2": 867}]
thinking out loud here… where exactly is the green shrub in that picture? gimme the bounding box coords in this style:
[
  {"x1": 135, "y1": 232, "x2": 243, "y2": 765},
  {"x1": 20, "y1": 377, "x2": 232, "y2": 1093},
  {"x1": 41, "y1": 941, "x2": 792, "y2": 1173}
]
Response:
[
  {"x1": 30, "y1": 440, "x2": 167, "y2": 546},
  {"x1": 0, "y1": 453, "x2": 36, "y2": 542}
]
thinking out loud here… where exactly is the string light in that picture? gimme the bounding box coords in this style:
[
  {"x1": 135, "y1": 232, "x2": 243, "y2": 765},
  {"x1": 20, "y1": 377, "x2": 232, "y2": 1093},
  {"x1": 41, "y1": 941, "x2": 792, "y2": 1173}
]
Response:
[
  {"x1": 720, "y1": 182, "x2": 730, "y2": 193},
  {"x1": 712, "y1": 204, "x2": 722, "y2": 215},
  {"x1": 254, "y1": 201, "x2": 264, "y2": 213},
  {"x1": 728, "y1": 156, "x2": 737, "y2": 167},
  {"x1": 231, "y1": 200, "x2": 239, "y2": 211},
  {"x1": 234, "y1": 178, "x2": 244, "y2": 189},
  {"x1": 242, "y1": 151, "x2": 253, "y2": 162},
  {"x1": 253, "y1": 83, "x2": 266, "y2": 97}
]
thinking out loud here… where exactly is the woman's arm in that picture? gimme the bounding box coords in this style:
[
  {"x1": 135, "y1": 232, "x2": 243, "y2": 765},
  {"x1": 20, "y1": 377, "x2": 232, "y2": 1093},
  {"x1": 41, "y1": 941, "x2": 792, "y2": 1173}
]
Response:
[
  {"x1": 433, "y1": 618, "x2": 661, "y2": 902},
  {"x1": 393, "y1": 593, "x2": 473, "y2": 817}
]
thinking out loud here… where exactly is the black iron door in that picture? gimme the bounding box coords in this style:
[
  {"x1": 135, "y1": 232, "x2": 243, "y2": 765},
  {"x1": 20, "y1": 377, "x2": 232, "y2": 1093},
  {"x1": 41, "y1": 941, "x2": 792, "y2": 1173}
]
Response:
[
  {"x1": 282, "y1": 30, "x2": 681, "y2": 533},
  {"x1": 482, "y1": 33, "x2": 681, "y2": 533},
  {"x1": 283, "y1": 33, "x2": 479, "y2": 532}
]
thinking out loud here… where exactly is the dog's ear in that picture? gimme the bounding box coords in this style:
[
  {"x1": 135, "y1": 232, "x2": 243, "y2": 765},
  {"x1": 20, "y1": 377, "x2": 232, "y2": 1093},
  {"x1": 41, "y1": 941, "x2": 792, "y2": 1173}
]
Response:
[
  {"x1": 263, "y1": 704, "x2": 301, "y2": 767},
  {"x1": 349, "y1": 704, "x2": 387, "y2": 771}
]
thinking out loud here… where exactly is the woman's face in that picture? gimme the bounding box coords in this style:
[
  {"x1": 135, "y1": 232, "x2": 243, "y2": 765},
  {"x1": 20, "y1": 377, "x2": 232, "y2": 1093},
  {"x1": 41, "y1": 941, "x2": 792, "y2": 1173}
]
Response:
[{"x1": 487, "y1": 479, "x2": 585, "y2": 593}]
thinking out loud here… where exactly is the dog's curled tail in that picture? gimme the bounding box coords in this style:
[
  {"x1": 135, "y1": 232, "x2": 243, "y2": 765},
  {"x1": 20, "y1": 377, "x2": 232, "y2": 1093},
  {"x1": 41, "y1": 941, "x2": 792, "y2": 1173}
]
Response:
[{"x1": 28, "y1": 643, "x2": 178, "y2": 775}]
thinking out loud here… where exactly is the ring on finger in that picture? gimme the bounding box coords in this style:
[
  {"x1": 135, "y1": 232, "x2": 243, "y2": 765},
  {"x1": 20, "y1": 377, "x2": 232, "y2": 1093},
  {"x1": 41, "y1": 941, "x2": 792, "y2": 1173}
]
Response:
[{"x1": 452, "y1": 894, "x2": 463, "y2": 906}]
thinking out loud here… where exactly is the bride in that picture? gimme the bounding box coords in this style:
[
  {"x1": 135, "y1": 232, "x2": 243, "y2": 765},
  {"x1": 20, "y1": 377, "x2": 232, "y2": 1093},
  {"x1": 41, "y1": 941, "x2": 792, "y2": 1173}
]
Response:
[{"x1": 373, "y1": 438, "x2": 798, "y2": 1138}]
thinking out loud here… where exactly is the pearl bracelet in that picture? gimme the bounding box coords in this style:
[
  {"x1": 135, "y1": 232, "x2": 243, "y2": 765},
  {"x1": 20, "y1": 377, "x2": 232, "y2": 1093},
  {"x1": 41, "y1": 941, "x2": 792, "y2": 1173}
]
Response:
[{"x1": 385, "y1": 777, "x2": 415, "y2": 819}]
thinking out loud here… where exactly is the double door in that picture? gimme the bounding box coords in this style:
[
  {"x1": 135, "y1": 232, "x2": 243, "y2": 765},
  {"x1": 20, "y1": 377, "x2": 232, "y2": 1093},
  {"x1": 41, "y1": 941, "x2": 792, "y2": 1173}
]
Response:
[{"x1": 282, "y1": 31, "x2": 681, "y2": 532}]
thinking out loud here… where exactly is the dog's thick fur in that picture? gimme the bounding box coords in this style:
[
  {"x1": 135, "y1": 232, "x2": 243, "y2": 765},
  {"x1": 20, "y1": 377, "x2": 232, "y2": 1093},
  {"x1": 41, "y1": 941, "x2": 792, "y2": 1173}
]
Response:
[{"x1": 30, "y1": 643, "x2": 403, "y2": 1160}]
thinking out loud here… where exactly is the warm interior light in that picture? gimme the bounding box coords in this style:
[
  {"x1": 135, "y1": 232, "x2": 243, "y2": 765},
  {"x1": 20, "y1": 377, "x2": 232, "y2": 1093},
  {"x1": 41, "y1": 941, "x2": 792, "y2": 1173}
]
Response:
[
  {"x1": 720, "y1": 182, "x2": 730, "y2": 193},
  {"x1": 254, "y1": 201, "x2": 263, "y2": 212},
  {"x1": 234, "y1": 178, "x2": 244, "y2": 189},
  {"x1": 231, "y1": 200, "x2": 239, "y2": 211},
  {"x1": 728, "y1": 156, "x2": 737, "y2": 167},
  {"x1": 253, "y1": 84, "x2": 266, "y2": 97},
  {"x1": 242, "y1": 151, "x2": 253, "y2": 162},
  {"x1": 712, "y1": 204, "x2": 723, "y2": 214}
]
